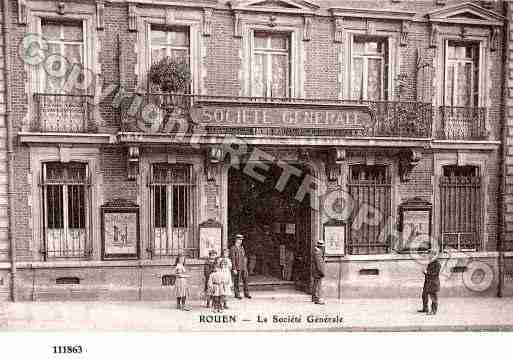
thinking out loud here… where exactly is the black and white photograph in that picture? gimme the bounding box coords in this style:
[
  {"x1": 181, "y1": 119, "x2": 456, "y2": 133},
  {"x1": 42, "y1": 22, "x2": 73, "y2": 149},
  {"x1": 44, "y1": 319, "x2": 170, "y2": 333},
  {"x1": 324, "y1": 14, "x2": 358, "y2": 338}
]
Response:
[{"x1": 0, "y1": 1, "x2": 513, "y2": 351}]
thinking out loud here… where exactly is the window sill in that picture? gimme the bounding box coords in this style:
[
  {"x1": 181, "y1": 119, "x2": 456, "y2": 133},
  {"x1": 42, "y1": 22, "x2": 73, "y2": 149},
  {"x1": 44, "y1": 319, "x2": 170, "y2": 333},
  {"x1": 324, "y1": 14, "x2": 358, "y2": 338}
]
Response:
[
  {"x1": 431, "y1": 140, "x2": 500, "y2": 151},
  {"x1": 14, "y1": 258, "x2": 207, "y2": 269},
  {"x1": 19, "y1": 132, "x2": 116, "y2": 145},
  {"x1": 325, "y1": 251, "x2": 502, "y2": 262}
]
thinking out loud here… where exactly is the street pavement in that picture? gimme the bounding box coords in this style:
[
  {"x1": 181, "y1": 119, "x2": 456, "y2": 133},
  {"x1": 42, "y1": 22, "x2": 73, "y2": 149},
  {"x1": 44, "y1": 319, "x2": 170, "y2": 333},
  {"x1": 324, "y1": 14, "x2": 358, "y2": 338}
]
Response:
[{"x1": 1, "y1": 292, "x2": 513, "y2": 331}]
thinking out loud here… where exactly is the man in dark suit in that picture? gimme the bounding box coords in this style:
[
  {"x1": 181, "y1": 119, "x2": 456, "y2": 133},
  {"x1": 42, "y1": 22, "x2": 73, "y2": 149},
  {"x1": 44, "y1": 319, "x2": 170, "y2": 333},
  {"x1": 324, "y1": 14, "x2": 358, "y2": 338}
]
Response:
[
  {"x1": 230, "y1": 234, "x2": 251, "y2": 299},
  {"x1": 418, "y1": 248, "x2": 441, "y2": 315},
  {"x1": 312, "y1": 240, "x2": 326, "y2": 305}
]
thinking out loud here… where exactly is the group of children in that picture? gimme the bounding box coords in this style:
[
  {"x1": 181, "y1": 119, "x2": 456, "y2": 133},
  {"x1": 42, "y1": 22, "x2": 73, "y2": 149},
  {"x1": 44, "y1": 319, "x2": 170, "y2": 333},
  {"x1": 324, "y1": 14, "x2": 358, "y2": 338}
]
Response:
[
  {"x1": 204, "y1": 249, "x2": 233, "y2": 312},
  {"x1": 172, "y1": 249, "x2": 233, "y2": 312}
]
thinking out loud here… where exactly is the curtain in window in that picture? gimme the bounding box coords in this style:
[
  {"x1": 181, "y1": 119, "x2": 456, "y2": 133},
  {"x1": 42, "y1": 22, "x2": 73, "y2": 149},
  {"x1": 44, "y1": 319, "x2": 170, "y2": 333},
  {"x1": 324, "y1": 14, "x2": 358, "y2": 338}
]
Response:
[
  {"x1": 252, "y1": 32, "x2": 290, "y2": 98},
  {"x1": 351, "y1": 37, "x2": 386, "y2": 101},
  {"x1": 367, "y1": 58, "x2": 382, "y2": 101},
  {"x1": 271, "y1": 54, "x2": 288, "y2": 98}
]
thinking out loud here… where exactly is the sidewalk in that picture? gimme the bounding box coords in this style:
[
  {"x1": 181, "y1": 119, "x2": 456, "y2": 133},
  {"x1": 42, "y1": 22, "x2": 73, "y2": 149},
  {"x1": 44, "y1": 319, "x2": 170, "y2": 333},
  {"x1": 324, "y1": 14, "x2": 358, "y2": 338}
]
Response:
[{"x1": 1, "y1": 293, "x2": 513, "y2": 331}]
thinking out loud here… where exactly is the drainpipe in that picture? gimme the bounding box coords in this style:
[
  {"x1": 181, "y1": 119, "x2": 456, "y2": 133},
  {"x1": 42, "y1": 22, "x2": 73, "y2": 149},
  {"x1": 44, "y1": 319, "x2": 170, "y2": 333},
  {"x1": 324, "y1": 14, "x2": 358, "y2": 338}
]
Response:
[
  {"x1": 3, "y1": 0, "x2": 15, "y2": 301},
  {"x1": 498, "y1": 2, "x2": 509, "y2": 298}
]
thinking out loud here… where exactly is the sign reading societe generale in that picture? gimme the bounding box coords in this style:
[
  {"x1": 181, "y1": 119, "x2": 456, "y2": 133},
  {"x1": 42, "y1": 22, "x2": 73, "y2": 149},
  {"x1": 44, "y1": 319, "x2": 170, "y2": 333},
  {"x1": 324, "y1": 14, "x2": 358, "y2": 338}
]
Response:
[{"x1": 191, "y1": 105, "x2": 373, "y2": 129}]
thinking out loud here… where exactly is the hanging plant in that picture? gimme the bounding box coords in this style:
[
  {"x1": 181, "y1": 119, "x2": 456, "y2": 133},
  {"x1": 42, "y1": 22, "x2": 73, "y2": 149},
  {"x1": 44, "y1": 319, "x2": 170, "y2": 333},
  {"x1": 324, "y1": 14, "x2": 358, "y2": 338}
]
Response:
[{"x1": 148, "y1": 56, "x2": 191, "y2": 93}]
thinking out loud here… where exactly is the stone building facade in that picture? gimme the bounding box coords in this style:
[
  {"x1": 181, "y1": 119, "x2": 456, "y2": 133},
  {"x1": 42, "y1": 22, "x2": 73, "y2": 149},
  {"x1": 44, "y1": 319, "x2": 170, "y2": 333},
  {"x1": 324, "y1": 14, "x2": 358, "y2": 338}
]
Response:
[{"x1": 0, "y1": 0, "x2": 512, "y2": 301}]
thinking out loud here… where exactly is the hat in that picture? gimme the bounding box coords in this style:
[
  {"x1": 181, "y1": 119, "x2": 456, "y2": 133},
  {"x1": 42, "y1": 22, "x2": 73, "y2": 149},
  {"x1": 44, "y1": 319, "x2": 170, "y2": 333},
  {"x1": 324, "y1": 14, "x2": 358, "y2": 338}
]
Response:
[
  {"x1": 234, "y1": 234, "x2": 244, "y2": 240},
  {"x1": 316, "y1": 240, "x2": 325, "y2": 246},
  {"x1": 208, "y1": 249, "x2": 217, "y2": 256}
]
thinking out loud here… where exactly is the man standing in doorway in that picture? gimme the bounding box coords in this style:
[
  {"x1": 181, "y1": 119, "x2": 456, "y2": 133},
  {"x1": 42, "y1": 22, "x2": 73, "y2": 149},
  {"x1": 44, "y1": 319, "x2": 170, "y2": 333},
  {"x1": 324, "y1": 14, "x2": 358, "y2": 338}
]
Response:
[
  {"x1": 230, "y1": 234, "x2": 252, "y2": 299},
  {"x1": 312, "y1": 240, "x2": 326, "y2": 305}
]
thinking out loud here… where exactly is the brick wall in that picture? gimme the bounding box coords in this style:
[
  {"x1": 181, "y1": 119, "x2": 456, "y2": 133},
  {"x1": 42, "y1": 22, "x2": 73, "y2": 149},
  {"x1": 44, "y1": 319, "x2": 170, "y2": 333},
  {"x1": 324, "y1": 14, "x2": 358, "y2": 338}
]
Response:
[
  {"x1": 503, "y1": 2, "x2": 513, "y2": 251},
  {"x1": 0, "y1": 3, "x2": 8, "y2": 264},
  {"x1": 0, "y1": 0, "x2": 507, "y2": 300}
]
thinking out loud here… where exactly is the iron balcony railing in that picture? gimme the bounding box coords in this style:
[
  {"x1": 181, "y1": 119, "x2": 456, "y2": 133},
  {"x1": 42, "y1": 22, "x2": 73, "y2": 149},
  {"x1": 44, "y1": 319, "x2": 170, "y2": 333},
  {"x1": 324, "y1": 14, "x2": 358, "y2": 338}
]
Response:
[
  {"x1": 437, "y1": 106, "x2": 488, "y2": 140},
  {"x1": 33, "y1": 93, "x2": 95, "y2": 133},
  {"x1": 124, "y1": 93, "x2": 434, "y2": 139}
]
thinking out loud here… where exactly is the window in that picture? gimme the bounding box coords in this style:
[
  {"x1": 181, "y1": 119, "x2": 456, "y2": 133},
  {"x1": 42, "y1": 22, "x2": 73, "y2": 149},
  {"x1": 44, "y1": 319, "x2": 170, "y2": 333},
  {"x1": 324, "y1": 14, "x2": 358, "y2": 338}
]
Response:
[
  {"x1": 36, "y1": 20, "x2": 90, "y2": 132},
  {"x1": 150, "y1": 164, "x2": 196, "y2": 257},
  {"x1": 42, "y1": 162, "x2": 90, "y2": 259},
  {"x1": 40, "y1": 19, "x2": 85, "y2": 94},
  {"x1": 347, "y1": 165, "x2": 391, "y2": 255},
  {"x1": 444, "y1": 41, "x2": 480, "y2": 107},
  {"x1": 351, "y1": 36, "x2": 389, "y2": 101},
  {"x1": 440, "y1": 165, "x2": 481, "y2": 251},
  {"x1": 150, "y1": 26, "x2": 190, "y2": 65},
  {"x1": 252, "y1": 31, "x2": 290, "y2": 98}
]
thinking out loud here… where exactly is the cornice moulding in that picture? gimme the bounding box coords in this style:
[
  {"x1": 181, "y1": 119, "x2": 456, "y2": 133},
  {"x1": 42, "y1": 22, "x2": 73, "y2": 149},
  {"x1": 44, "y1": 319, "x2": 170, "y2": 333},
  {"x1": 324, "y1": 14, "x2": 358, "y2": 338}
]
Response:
[
  {"x1": 121, "y1": 0, "x2": 219, "y2": 8},
  {"x1": 229, "y1": 0, "x2": 319, "y2": 15},
  {"x1": 329, "y1": 7, "x2": 416, "y2": 21},
  {"x1": 426, "y1": 2, "x2": 504, "y2": 27}
]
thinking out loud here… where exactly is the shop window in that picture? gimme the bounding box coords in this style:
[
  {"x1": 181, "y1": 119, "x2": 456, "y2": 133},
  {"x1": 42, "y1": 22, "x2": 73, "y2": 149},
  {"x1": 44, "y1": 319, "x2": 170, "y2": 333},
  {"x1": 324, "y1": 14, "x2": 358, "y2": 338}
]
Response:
[
  {"x1": 150, "y1": 164, "x2": 196, "y2": 258},
  {"x1": 347, "y1": 165, "x2": 391, "y2": 255},
  {"x1": 350, "y1": 36, "x2": 389, "y2": 101},
  {"x1": 252, "y1": 31, "x2": 290, "y2": 98},
  {"x1": 444, "y1": 41, "x2": 480, "y2": 107},
  {"x1": 42, "y1": 162, "x2": 90, "y2": 259},
  {"x1": 440, "y1": 165, "x2": 481, "y2": 251}
]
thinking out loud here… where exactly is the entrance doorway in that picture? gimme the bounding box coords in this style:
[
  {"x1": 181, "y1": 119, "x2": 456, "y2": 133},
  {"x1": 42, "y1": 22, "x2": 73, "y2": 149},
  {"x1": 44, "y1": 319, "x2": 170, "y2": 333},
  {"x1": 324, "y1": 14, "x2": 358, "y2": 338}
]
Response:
[{"x1": 228, "y1": 162, "x2": 312, "y2": 292}]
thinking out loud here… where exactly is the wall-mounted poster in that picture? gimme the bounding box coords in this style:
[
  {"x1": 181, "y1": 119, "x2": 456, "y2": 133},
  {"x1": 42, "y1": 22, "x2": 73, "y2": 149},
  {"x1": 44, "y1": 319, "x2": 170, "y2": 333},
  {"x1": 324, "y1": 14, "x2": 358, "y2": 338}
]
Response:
[
  {"x1": 398, "y1": 198, "x2": 432, "y2": 252},
  {"x1": 101, "y1": 200, "x2": 139, "y2": 260},
  {"x1": 323, "y1": 220, "x2": 345, "y2": 256},
  {"x1": 199, "y1": 219, "x2": 222, "y2": 258}
]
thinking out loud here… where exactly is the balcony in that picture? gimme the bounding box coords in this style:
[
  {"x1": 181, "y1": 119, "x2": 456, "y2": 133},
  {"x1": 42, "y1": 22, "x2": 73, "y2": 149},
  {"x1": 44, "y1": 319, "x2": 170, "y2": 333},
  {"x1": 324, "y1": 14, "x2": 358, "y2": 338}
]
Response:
[
  {"x1": 123, "y1": 93, "x2": 433, "y2": 139},
  {"x1": 437, "y1": 106, "x2": 488, "y2": 141},
  {"x1": 33, "y1": 93, "x2": 96, "y2": 133}
]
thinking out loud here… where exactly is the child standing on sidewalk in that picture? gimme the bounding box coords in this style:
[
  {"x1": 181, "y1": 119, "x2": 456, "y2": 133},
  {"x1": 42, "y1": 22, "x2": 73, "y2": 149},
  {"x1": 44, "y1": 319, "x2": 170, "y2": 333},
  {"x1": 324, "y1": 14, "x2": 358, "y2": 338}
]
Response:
[
  {"x1": 174, "y1": 253, "x2": 190, "y2": 311},
  {"x1": 220, "y1": 249, "x2": 233, "y2": 309},
  {"x1": 203, "y1": 250, "x2": 217, "y2": 308},
  {"x1": 207, "y1": 261, "x2": 224, "y2": 312}
]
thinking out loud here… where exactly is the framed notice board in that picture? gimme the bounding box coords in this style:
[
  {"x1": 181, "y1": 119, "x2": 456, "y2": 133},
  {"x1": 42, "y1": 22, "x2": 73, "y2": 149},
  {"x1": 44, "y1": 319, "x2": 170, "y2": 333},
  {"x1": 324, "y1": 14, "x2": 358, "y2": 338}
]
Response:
[
  {"x1": 398, "y1": 198, "x2": 432, "y2": 252},
  {"x1": 323, "y1": 219, "x2": 346, "y2": 256},
  {"x1": 101, "y1": 200, "x2": 140, "y2": 260},
  {"x1": 199, "y1": 219, "x2": 222, "y2": 258}
]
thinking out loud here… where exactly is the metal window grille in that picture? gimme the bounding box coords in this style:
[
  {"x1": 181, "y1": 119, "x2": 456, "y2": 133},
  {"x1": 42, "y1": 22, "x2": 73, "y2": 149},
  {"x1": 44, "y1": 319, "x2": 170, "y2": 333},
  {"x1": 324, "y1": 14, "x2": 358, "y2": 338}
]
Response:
[
  {"x1": 42, "y1": 162, "x2": 90, "y2": 259},
  {"x1": 149, "y1": 163, "x2": 196, "y2": 258},
  {"x1": 347, "y1": 165, "x2": 391, "y2": 255},
  {"x1": 440, "y1": 165, "x2": 481, "y2": 251}
]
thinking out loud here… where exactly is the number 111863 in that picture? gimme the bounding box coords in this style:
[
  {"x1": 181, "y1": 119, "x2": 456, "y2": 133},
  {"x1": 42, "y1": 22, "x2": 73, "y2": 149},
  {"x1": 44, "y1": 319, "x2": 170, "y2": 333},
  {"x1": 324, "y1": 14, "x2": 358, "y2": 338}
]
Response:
[{"x1": 52, "y1": 346, "x2": 83, "y2": 354}]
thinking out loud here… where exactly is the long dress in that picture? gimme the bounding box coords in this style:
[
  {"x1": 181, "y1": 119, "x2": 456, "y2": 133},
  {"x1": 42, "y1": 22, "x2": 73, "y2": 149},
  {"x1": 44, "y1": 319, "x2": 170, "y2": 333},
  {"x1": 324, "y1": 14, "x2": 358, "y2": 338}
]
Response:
[
  {"x1": 174, "y1": 263, "x2": 189, "y2": 298},
  {"x1": 220, "y1": 257, "x2": 233, "y2": 295}
]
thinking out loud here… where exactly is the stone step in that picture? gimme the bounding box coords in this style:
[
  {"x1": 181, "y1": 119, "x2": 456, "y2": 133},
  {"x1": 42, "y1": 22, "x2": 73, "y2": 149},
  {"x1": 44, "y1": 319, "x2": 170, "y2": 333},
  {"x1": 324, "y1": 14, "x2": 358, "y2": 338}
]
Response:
[
  {"x1": 245, "y1": 289, "x2": 310, "y2": 301},
  {"x1": 247, "y1": 281, "x2": 297, "y2": 292}
]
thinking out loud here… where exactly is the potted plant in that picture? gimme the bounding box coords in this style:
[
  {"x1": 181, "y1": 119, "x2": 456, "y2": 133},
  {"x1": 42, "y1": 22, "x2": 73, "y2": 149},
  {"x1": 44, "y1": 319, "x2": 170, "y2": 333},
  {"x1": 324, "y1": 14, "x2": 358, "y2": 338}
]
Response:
[
  {"x1": 148, "y1": 56, "x2": 191, "y2": 126},
  {"x1": 149, "y1": 56, "x2": 191, "y2": 94}
]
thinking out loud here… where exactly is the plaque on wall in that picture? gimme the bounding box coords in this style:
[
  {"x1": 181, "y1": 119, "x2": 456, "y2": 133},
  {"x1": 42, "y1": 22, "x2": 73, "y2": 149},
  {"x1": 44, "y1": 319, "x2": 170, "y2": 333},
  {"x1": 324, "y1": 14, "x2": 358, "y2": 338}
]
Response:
[
  {"x1": 101, "y1": 200, "x2": 140, "y2": 260},
  {"x1": 199, "y1": 219, "x2": 222, "y2": 258},
  {"x1": 323, "y1": 220, "x2": 346, "y2": 256},
  {"x1": 398, "y1": 198, "x2": 432, "y2": 253}
]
